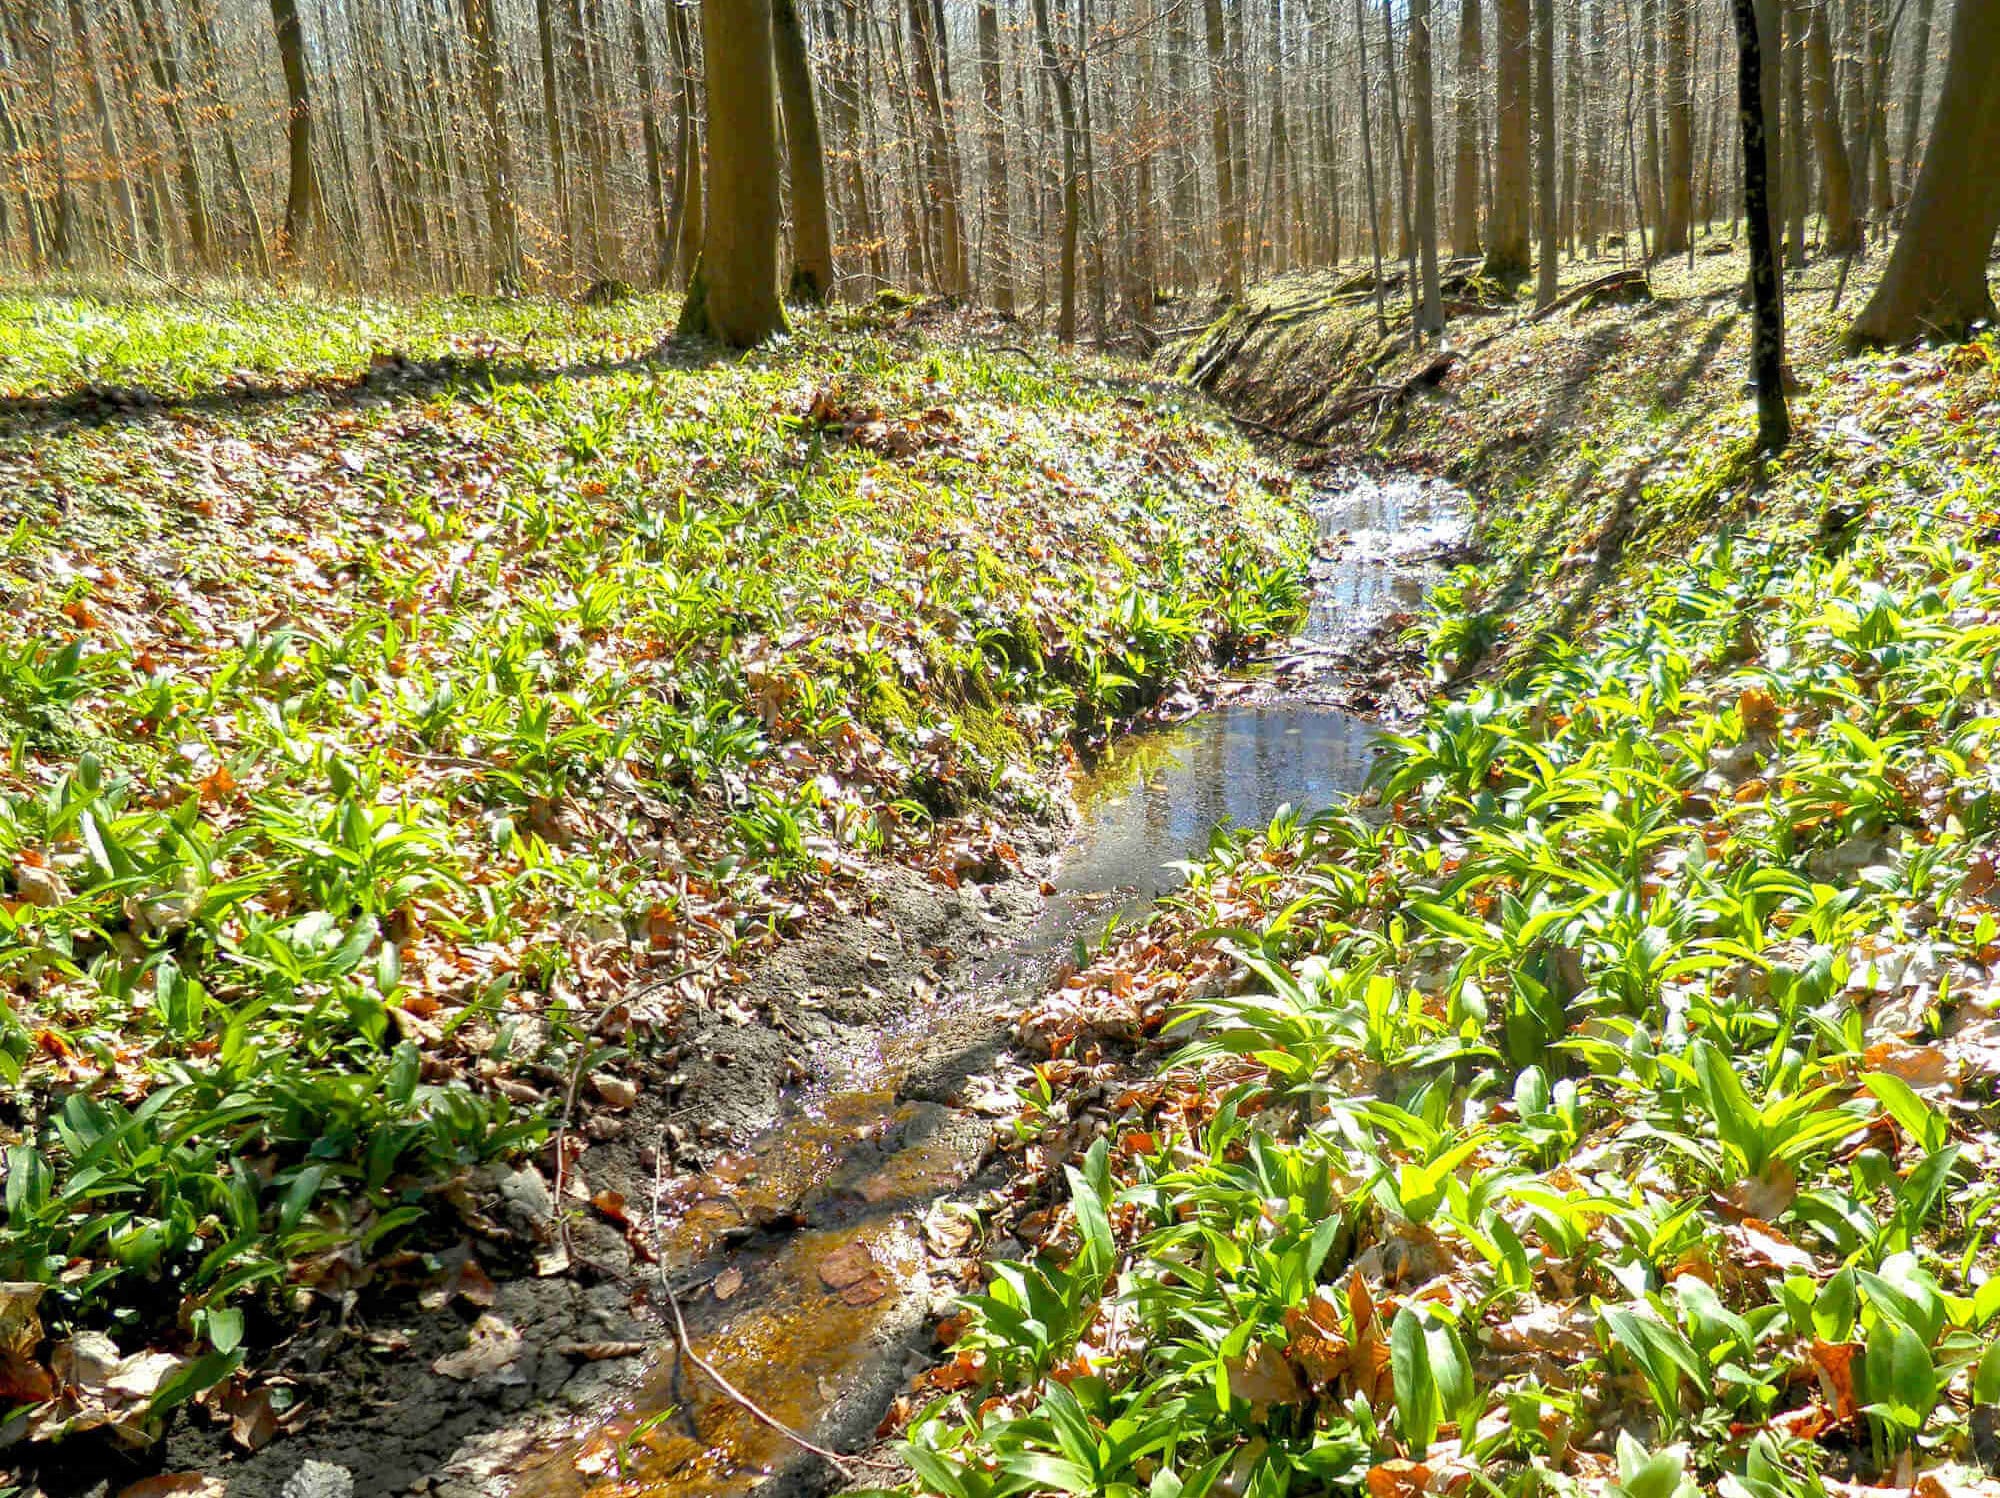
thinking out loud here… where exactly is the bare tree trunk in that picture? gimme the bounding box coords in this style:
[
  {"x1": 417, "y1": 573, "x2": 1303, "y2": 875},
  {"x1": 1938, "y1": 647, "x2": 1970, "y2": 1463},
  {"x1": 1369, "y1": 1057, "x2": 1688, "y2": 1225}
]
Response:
[
  {"x1": 1354, "y1": 0, "x2": 1387, "y2": 326},
  {"x1": 1561, "y1": 0, "x2": 1580, "y2": 250},
  {"x1": 1030, "y1": 0, "x2": 1079, "y2": 338},
  {"x1": 630, "y1": 0, "x2": 670, "y2": 286},
  {"x1": 187, "y1": 0, "x2": 272, "y2": 276},
  {"x1": 909, "y1": 0, "x2": 967, "y2": 294},
  {"x1": 534, "y1": 0, "x2": 573, "y2": 271},
  {"x1": 461, "y1": 0, "x2": 523, "y2": 288},
  {"x1": 678, "y1": 0, "x2": 786, "y2": 343},
  {"x1": 1452, "y1": 0, "x2": 1482, "y2": 256},
  {"x1": 1735, "y1": 0, "x2": 1789, "y2": 448},
  {"x1": 977, "y1": 1, "x2": 1013, "y2": 311},
  {"x1": 1895, "y1": 0, "x2": 1933, "y2": 203},
  {"x1": 1805, "y1": 0, "x2": 1858, "y2": 253},
  {"x1": 66, "y1": 0, "x2": 145, "y2": 265},
  {"x1": 1662, "y1": 0, "x2": 1692, "y2": 251},
  {"x1": 1412, "y1": 0, "x2": 1444, "y2": 331},
  {"x1": 130, "y1": 0, "x2": 215, "y2": 266},
  {"x1": 667, "y1": 0, "x2": 702, "y2": 288},
  {"x1": 1534, "y1": 0, "x2": 1556, "y2": 302},
  {"x1": 1781, "y1": 0, "x2": 1807, "y2": 264},
  {"x1": 1487, "y1": 0, "x2": 1530, "y2": 276},
  {"x1": 1203, "y1": 0, "x2": 1241, "y2": 294},
  {"x1": 1850, "y1": 0, "x2": 2000, "y2": 342},
  {"x1": 268, "y1": 0, "x2": 322, "y2": 261},
  {"x1": 773, "y1": 0, "x2": 834, "y2": 300}
]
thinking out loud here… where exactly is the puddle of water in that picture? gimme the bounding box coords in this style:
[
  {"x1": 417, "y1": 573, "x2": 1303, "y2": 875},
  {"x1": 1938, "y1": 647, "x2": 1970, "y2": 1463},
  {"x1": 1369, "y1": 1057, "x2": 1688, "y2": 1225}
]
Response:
[{"x1": 506, "y1": 470, "x2": 1467, "y2": 1498}]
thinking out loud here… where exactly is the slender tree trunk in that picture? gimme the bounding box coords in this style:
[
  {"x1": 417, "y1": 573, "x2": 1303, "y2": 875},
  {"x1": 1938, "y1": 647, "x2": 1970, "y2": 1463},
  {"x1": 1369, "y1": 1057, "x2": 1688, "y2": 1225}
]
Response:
[
  {"x1": 630, "y1": 0, "x2": 670, "y2": 286},
  {"x1": 188, "y1": 0, "x2": 273, "y2": 276},
  {"x1": 1850, "y1": 0, "x2": 2000, "y2": 342},
  {"x1": 130, "y1": 0, "x2": 215, "y2": 267},
  {"x1": 1662, "y1": 0, "x2": 1692, "y2": 251},
  {"x1": 268, "y1": 0, "x2": 322, "y2": 260},
  {"x1": 1380, "y1": 0, "x2": 1419, "y2": 323},
  {"x1": 1030, "y1": 0, "x2": 1079, "y2": 339},
  {"x1": 773, "y1": 0, "x2": 834, "y2": 300},
  {"x1": 1735, "y1": 0, "x2": 1790, "y2": 449},
  {"x1": 1781, "y1": 0, "x2": 1807, "y2": 264},
  {"x1": 534, "y1": 0, "x2": 573, "y2": 271},
  {"x1": 909, "y1": 0, "x2": 967, "y2": 295},
  {"x1": 1561, "y1": 0, "x2": 1580, "y2": 250},
  {"x1": 1534, "y1": 0, "x2": 1557, "y2": 302},
  {"x1": 1805, "y1": 0, "x2": 1858, "y2": 253},
  {"x1": 460, "y1": 0, "x2": 522, "y2": 289},
  {"x1": 1452, "y1": 0, "x2": 1483, "y2": 256},
  {"x1": 666, "y1": 0, "x2": 702, "y2": 287},
  {"x1": 1203, "y1": 0, "x2": 1241, "y2": 295},
  {"x1": 1354, "y1": 0, "x2": 1387, "y2": 326},
  {"x1": 1412, "y1": 0, "x2": 1444, "y2": 330},
  {"x1": 977, "y1": 1, "x2": 1014, "y2": 311},
  {"x1": 66, "y1": 0, "x2": 145, "y2": 265}
]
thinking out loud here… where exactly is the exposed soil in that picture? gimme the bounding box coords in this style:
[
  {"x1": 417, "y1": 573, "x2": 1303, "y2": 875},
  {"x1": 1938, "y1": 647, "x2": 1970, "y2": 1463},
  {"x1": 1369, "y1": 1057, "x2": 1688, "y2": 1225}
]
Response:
[{"x1": 8, "y1": 444, "x2": 1461, "y2": 1498}]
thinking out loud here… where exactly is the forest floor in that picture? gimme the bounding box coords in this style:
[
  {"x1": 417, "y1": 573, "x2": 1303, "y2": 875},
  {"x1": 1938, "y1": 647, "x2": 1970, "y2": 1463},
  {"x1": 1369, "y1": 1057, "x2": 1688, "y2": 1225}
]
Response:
[
  {"x1": 4, "y1": 238, "x2": 2000, "y2": 1498},
  {"x1": 866, "y1": 243, "x2": 2000, "y2": 1498},
  {"x1": 0, "y1": 285, "x2": 1308, "y2": 1495}
]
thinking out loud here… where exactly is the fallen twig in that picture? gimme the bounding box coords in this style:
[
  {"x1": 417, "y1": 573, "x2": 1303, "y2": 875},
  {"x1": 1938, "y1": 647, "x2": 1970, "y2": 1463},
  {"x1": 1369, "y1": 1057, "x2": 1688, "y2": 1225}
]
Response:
[{"x1": 648, "y1": 1130, "x2": 887, "y2": 1482}]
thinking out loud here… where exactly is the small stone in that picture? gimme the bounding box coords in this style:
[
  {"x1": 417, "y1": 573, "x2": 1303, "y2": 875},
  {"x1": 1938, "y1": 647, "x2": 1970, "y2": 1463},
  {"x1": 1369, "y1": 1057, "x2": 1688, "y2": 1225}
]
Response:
[{"x1": 281, "y1": 1461, "x2": 355, "y2": 1498}]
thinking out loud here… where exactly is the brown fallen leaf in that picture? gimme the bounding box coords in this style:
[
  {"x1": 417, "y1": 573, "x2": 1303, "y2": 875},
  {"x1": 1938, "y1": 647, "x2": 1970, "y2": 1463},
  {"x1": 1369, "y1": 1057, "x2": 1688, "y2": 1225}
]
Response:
[
  {"x1": 217, "y1": 1384, "x2": 279, "y2": 1452},
  {"x1": 1282, "y1": 1293, "x2": 1351, "y2": 1384},
  {"x1": 432, "y1": 1314, "x2": 524, "y2": 1381},
  {"x1": 117, "y1": 1478, "x2": 227, "y2": 1498},
  {"x1": 591, "y1": 1189, "x2": 631, "y2": 1227},
  {"x1": 1810, "y1": 1338, "x2": 1861, "y2": 1420},
  {"x1": 1223, "y1": 1338, "x2": 1306, "y2": 1409},
  {"x1": 712, "y1": 1267, "x2": 745, "y2": 1301},
  {"x1": 816, "y1": 1239, "x2": 877, "y2": 1291},
  {"x1": 420, "y1": 1251, "x2": 498, "y2": 1312},
  {"x1": 1366, "y1": 1461, "x2": 1433, "y2": 1498},
  {"x1": 592, "y1": 1073, "x2": 639, "y2": 1109}
]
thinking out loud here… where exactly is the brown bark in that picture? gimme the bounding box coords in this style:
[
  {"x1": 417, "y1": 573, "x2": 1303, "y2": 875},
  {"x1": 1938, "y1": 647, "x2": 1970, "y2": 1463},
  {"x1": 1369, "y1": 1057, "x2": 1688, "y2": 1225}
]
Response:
[
  {"x1": 1486, "y1": 0, "x2": 1530, "y2": 277},
  {"x1": 1662, "y1": 0, "x2": 1692, "y2": 252},
  {"x1": 1533, "y1": 0, "x2": 1556, "y2": 304},
  {"x1": 773, "y1": 0, "x2": 834, "y2": 300},
  {"x1": 977, "y1": 1, "x2": 1013, "y2": 311},
  {"x1": 1452, "y1": 0, "x2": 1482, "y2": 256},
  {"x1": 1850, "y1": 0, "x2": 2000, "y2": 342},
  {"x1": 678, "y1": 0, "x2": 786, "y2": 344},
  {"x1": 1805, "y1": 0, "x2": 1858, "y2": 254}
]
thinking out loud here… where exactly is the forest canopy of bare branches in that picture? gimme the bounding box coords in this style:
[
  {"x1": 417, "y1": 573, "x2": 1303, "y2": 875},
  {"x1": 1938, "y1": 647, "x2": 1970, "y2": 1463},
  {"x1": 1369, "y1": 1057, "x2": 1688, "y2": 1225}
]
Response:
[{"x1": 0, "y1": 0, "x2": 1961, "y2": 326}]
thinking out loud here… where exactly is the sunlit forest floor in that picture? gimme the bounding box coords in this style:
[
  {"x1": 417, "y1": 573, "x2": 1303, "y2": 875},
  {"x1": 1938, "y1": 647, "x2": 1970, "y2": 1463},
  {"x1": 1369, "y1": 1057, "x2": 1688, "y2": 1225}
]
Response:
[
  {"x1": 5, "y1": 242, "x2": 2000, "y2": 1498},
  {"x1": 0, "y1": 288, "x2": 1308, "y2": 1484},
  {"x1": 891, "y1": 250, "x2": 2000, "y2": 1498}
]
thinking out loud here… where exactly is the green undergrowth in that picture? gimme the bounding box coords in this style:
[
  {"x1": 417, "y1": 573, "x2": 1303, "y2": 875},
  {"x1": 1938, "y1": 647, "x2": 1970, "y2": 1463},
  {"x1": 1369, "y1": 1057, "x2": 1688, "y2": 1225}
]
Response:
[
  {"x1": 0, "y1": 288, "x2": 1306, "y2": 1438},
  {"x1": 896, "y1": 304, "x2": 2000, "y2": 1495}
]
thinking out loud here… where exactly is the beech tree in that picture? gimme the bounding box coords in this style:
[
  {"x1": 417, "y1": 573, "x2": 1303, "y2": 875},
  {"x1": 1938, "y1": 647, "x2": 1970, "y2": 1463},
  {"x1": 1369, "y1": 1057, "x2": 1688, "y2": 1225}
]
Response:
[
  {"x1": 774, "y1": 0, "x2": 834, "y2": 301},
  {"x1": 677, "y1": 0, "x2": 786, "y2": 345},
  {"x1": 1850, "y1": 0, "x2": 2000, "y2": 343},
  {"x1": 1489, "y1": 0, "x2": 1532, "y2": 278},
  {"x1": 1734, "y1": 0, "x2": 1787, "y2": 450}
]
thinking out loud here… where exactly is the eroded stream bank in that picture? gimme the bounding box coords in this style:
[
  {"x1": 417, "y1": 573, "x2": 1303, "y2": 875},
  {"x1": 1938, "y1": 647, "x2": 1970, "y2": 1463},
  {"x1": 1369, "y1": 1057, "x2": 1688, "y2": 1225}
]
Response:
[{"x1": 453, "y1": 469, "x2": 1468, "y2": 1498}]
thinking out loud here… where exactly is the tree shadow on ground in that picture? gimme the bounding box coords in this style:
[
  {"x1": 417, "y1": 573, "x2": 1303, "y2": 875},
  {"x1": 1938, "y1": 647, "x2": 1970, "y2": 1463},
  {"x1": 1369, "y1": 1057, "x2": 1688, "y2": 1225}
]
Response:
[{"x1": 0, "y1": 334, "x2": 730, "y2": 442}]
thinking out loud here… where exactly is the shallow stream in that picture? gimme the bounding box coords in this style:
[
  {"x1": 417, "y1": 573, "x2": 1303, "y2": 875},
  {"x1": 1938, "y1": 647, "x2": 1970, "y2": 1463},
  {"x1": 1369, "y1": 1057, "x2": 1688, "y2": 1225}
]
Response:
[{"x1": 506, "y1": 470, "x2": 1466, "y2": 1497}]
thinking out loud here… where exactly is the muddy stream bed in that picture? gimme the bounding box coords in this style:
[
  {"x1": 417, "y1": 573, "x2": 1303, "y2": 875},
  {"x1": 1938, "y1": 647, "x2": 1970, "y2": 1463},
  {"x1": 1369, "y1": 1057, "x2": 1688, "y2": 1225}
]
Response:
[{"x1": 493, "y1": 470, "x2": 1467, "y2": 1498}]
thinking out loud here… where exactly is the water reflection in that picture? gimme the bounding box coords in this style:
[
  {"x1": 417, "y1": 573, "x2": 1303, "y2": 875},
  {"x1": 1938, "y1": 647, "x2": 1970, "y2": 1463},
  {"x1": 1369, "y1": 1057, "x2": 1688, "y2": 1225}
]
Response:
[{"x1": 1062, "y1": 702, "x2": 1379, "y2": 905}]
